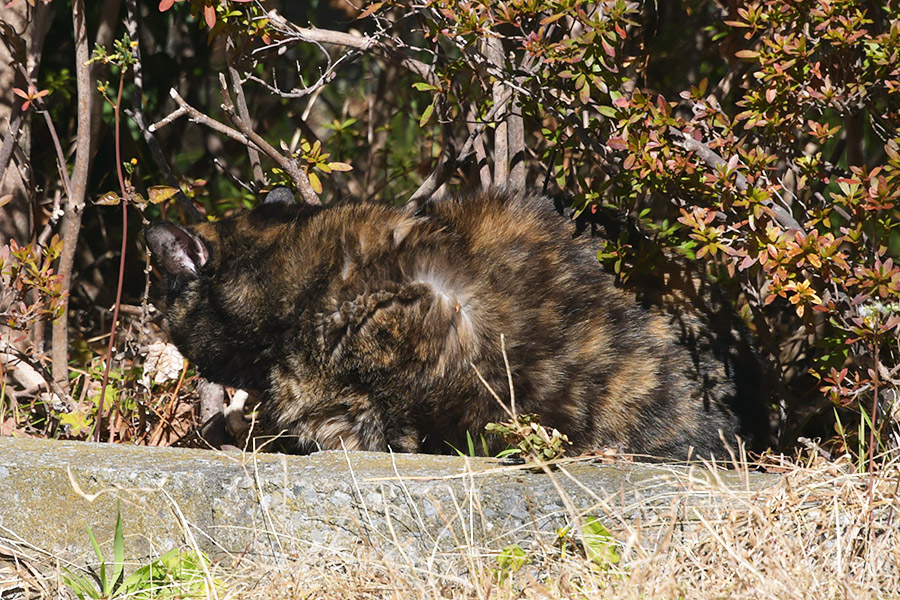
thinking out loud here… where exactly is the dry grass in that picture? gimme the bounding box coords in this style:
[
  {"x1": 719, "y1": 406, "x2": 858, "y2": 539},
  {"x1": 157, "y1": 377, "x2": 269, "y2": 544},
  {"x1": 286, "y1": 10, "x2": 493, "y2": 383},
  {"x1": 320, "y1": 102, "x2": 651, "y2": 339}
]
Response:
[
  {"x1": 3, "y1": 451, "x2": 900, "y2": 600},
  {"x1": 211, "y1": 453, "x2": 899, "y2": 600}
]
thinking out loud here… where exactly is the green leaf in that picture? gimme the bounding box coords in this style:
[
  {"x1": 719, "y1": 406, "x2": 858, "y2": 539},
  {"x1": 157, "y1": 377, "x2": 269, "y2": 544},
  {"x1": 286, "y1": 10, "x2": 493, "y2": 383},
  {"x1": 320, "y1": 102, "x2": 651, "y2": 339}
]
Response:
[
  {"x1": 308, "y1": 171, "x2": 323, "y2": 194},
  {"x1": 327, "y1": 161, "x2": 353, "y2": 172},
  {"x1": 597, "y1": 105, "x2": 617, "y2": 118},
  {"x1": 540, "y1": 12, "x2": 565, "y2": 25},
  {"x1": 86, "y1": 524, "x2": 104, "y2": 567},
  {"x1": 147, "y1": 185, "x2": 179, "y2": 205},
  {"x1": 111, "y1": 504, "x2": 125, "y2": 593},
  {"x1": 94, "y1": 192, "x2": 121, "y2": 206},
  {"x1": 496, "y1": 544, "x2": 528, "y2": 571},
  {"x1": 579, "y1": 81, "x2": 591, "y2": 104},
  {"x1": 419, "y1": 102, "x2": 435, "y2": 127},
  {"x1": 582, "y1": 516, "x2": 620, "y2": 568}
]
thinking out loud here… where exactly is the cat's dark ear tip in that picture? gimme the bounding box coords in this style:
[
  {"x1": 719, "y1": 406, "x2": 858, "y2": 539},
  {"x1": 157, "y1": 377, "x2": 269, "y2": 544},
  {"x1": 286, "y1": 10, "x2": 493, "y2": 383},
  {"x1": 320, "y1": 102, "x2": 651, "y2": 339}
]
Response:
[{"x1": 264, "y1": 186, "x2": 295, "y2": 205}]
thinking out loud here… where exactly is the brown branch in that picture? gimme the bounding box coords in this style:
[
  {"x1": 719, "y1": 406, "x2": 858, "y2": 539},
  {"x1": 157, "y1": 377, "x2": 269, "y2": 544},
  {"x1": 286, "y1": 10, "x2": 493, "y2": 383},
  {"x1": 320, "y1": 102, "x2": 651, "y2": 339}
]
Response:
[
  {"x1": 217, "y1": 77, "x2": 320, "y2": 205},
  {"x1": 0, "y1": 112, "x2": 24, "y2": 186},
  {"x1": 405, "y1": 92, "x2": 513, "y2": 210},
  {"x1": 485, "y1": 36, "x2": 508, "y2": 186},
  {"x1": 507, "y1": 95, "x2": 526, "y2": 189},
  {"x1": 507, "y1": 53, "x2": 533, "y2": 190},
  {"x1": 668, "y1": 126, "x2": 805, "y2": 233},
  {"x1": 158, "y1": 87, "x2": 319, "y2": 205},
  {"x1": 52, "y1": 0, "x2": 93, "y2": 389},
  {"x1": 264, "y1": 9, "x2": 440, "y2": 88},
  {"x1": 468, "y1": 104, "x2": 492, "y2": 188},
  {"x1": 226, "y1": 50, "x2": 265, "y2": 188}
]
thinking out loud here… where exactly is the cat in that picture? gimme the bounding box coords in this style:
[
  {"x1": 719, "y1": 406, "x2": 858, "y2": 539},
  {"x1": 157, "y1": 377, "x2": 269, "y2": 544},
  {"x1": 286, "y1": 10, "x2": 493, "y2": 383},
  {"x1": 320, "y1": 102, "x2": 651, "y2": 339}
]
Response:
[{"x1": 146, "y1": 188, "x2": 767, "y2": 459}]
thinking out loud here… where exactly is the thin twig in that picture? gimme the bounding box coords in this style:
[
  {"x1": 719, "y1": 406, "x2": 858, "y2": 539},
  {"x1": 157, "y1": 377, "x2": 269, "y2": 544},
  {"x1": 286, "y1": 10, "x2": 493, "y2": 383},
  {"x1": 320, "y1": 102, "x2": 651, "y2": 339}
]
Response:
[
  {"x1": 94, "y1": 73, "x2": 128, "y2": 443},
  {"x1": 0, "y1": 50, "x2": 73, "y2": 200},
  {"x1": 161, "y1": 87, "x2": 320, "y2": 205}
]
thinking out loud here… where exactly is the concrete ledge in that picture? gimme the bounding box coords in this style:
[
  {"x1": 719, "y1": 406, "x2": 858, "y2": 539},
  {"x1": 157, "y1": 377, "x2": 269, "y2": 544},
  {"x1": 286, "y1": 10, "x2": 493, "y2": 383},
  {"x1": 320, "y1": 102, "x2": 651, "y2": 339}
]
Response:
[{"x1": 0, "y1": 437, "x2": 779, "y2": 568}]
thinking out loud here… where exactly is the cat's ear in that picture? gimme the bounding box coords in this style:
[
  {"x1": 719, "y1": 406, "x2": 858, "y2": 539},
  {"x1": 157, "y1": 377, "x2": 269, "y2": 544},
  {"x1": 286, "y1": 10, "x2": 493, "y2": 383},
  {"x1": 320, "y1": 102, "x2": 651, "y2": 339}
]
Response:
[
  {"x1": 146, "y1": 223, "x2": 209, "y2": 276},
  {"x1": 264, "y1": 186, "x2": 295, "y2": 205}
]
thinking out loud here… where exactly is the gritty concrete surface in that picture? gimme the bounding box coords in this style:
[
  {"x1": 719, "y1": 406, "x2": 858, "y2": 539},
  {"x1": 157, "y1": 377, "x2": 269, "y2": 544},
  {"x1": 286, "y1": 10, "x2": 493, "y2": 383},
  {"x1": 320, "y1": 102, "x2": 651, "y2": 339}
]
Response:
[{"x1": 0, "y1": 437, "x2": 780, "y2": 568}]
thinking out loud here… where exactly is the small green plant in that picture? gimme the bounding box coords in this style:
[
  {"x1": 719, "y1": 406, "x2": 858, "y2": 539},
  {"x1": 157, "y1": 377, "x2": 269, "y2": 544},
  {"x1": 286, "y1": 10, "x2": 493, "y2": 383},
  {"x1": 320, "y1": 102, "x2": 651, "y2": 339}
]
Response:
[
  {"x1": 63, "y1": 504, "x2": 128, "y2": 599},
  {"x1": 446, "y1": 430, "x2": 498, "y2": 457},
  {"x1": 485, "y1": 413, "x2": 572, "y2": 464},
  {"x1": 63, "y1": 503, "x2": 217, "y2": 599},
  {"x1": 557, "y1": 515, "x2": 621, "y2": 571},
  {"x1": 833, "y1": 406, "x2": 889, "y2": 474},
  {"x1": 492, "y1": 543, "x2": 529, "y2": 583}
]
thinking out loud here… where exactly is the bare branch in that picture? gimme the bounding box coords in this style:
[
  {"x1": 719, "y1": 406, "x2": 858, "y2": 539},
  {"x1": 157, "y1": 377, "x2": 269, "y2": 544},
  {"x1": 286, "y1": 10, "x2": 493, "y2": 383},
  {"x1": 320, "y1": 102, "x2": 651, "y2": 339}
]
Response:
[
  {"x1": 405, "y1": 91, "x2": 513, "y2": 210},
  {"x1": 52, "y1": 0, "x2": 93, "y2": 389},
  {"x1": 485, "y1": 36, "x2": 508, "y2": 186},
  {"x1": 245, "y1": 44, "x2": 354, "y2": 100},
  {"x1": 668, "y1": 126, "x2": 805, "y2": 233},
  {"x1": 226, "y1": 42, "x2": 265, "y2": 187},
  {"x1": 467, "y1": 104, "x2": 492, "y2": 188},
  {"x1": 264, "y1": 9, "x2": 440, "y2": 88},
  {"x1": 158, "y1": 86, "x2": 320, "y2": 204},
  {"x1": 0, "y1": 46, "x2": 73, "y2": 200},
  {"x1": 0, "y1": 112, "x2": 24, "y2": 187},
  {"x1": 148, "y1": 106, "x2": 187, "y2": 132},
  {"x1": 217, "y1": 78, "x2": 320, "y2": 205},
  {"x1": 165, "y1": 88, "x2": 252, "y2": 144},
  {"x1": 507, "y1": 96, "x2": 526, "y2": 188}
]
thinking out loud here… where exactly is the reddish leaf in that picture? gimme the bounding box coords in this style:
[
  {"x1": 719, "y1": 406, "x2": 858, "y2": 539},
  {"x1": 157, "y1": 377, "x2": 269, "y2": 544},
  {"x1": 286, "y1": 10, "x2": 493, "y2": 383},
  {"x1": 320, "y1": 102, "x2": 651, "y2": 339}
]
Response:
[
  {"x1": 357, "y1": 2, "x2": 384, "y2": 19},
  {"x1": 204, "y1": 4, "x2": 216, "y2": 28}
]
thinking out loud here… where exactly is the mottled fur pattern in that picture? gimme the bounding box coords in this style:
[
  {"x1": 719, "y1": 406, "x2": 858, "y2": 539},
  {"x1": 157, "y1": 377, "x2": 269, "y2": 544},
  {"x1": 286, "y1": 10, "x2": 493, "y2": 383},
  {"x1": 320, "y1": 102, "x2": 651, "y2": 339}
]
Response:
[{"x1": 147, "y1": 189, "x2": 765, "y2": 459}]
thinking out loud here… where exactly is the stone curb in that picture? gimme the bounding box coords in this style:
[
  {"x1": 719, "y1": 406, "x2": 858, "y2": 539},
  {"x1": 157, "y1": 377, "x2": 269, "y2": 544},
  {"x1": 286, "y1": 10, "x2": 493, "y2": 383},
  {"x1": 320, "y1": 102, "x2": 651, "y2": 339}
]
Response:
[{"x1": 0, "y1": 437, "x2": 780, "y2": 569}]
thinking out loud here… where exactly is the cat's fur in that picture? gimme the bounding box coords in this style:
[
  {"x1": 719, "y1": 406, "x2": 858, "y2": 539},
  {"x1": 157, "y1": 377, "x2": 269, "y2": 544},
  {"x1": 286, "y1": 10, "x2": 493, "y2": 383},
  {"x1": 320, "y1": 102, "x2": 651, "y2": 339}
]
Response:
[{"x1": 146, "y1": 189, "x2": 766, "y2": 459}]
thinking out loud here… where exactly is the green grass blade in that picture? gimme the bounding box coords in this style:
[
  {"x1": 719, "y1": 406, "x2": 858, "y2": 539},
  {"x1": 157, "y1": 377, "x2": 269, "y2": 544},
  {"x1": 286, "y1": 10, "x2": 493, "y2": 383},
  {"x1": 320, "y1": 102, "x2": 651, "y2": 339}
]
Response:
[{"x1": 111, "y1": 503, "x2": 126, "y2": 592}]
